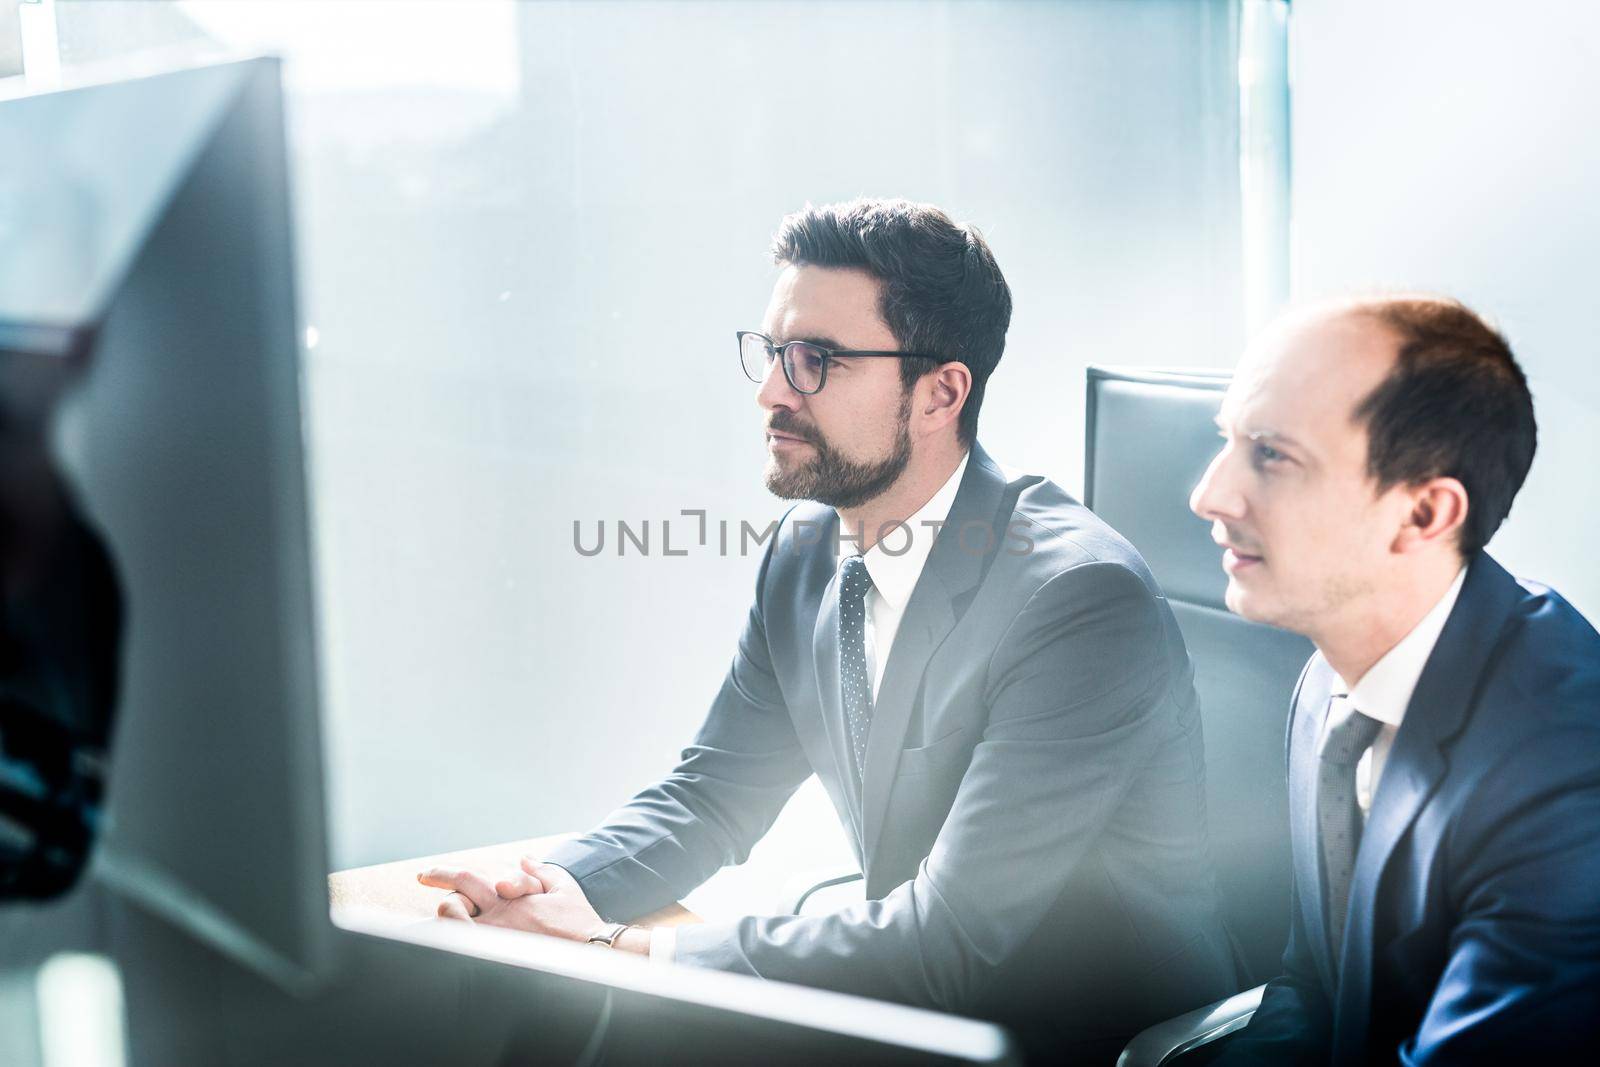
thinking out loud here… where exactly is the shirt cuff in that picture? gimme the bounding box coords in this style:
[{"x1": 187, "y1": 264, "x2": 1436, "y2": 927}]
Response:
[{"x1": 649, "y1": 924, "x2": 677, "y2": 964}]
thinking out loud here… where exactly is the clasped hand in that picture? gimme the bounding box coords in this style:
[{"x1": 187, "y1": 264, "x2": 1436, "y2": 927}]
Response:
[{"x1": 418, "y1": 857, "x2": 603, "y2": 941}]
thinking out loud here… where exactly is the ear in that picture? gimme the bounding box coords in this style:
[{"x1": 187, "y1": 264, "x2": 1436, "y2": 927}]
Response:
[
  {"x1": 1392, "y1": 476, "x2": 1469, "y2": 555},
  {"x1": 917, "y1": 361, "x2": 972, "y2": 437}
]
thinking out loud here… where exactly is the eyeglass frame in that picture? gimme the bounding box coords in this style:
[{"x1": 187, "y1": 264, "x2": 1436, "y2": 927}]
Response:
[{"x1": 737, "y1": 330, "x2": 945, "y2": 396}]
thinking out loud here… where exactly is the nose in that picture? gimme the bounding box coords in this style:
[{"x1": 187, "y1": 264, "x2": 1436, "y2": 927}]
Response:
[
  {"x1": 1189, "y1": 443, "x2": 1247, "y2": 524},
  {"x1": 755, "y1": 351, "x2": 802, "y2": 414}
]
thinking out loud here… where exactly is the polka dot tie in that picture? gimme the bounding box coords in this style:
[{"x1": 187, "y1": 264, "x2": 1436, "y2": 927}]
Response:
[
  {"x1": 1317, "y1": 694, "x2": 1383, "y2": 967},
  {"x1": 838, "y1": 555, "x2": 875, "y2": 786}
]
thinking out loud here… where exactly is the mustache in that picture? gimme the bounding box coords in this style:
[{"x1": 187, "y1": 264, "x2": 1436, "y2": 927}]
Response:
[
  {"x1": 765, "y1": 412, "x2": 819, "y2": 445},
  {"x1": 1213, "y1": 523, "x2": 1264, "y2": 556}
]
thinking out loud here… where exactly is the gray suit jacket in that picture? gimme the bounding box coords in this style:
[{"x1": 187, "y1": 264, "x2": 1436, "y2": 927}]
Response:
[{"x1": 546, "y1": 444, "x2": 1235, "y2": 1056}]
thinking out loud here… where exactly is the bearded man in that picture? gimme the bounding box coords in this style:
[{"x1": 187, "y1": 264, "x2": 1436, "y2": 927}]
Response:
[{"x1": 423, "y1": 198, "x2": 1235, "y2": 1061}]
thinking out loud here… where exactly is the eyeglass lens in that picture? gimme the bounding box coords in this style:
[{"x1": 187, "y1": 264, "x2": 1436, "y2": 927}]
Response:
[{"x1": 739, "y1": 334, "x2": 826, "y2": 394}]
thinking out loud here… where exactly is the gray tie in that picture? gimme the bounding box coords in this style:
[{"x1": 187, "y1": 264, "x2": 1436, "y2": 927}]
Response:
[
  {"x1": 1318, "y1": 695, "x2": 1384, "y2": 964},
  {"x1": 838, "y1": 555, "x2": 875, "y2": 784}
]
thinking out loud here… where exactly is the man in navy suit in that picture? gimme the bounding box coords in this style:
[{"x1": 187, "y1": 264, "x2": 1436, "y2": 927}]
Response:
[
  {"x1": 422, "y1": 198, "x2": 1235, "y2": 1059},
  {"x1": 1191, "y1": 295, "x2": 1600, "y2": 1062}
]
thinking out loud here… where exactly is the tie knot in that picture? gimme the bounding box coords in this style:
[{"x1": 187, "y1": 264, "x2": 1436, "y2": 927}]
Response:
[
  {"x1": 1319, "y1": 697, "x2": 1384, "y2": 766},
  {"x1": 840, "y1": 554, "x2": 872, "y2": 588}
]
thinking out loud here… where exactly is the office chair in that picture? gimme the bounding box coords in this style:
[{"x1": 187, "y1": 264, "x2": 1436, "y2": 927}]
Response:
[
  {"x1": 789, "y1": 369, "x2": 1312, "y2": 1061},
  {"x1": 1082, "y1": 368, "x2": 1314, "y2": 1066}
]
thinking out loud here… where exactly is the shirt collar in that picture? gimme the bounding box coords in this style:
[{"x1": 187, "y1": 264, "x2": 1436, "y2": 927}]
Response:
[
  {"x1": 1338, "y1": 566, "x2": 1468, "y2": 727},
  {"x1": 838, "y1": 451, "x2": 970, "y2": 611}
]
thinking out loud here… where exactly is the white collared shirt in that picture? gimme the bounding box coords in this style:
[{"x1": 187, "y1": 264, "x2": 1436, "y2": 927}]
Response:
[
  {"x1": 838, "y1": 451, "x2": 971, "y2": 701},
  {"x1": 652, "y1": 451, "x2": 970, "y2": 965},
  {"x1": 1329, "y1": 567, "x2": 1468, "y2": 819}
]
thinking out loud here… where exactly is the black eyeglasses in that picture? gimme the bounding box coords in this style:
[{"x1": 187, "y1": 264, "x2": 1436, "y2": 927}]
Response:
[{"x1": 737, "y1": 330, "x2": 940, "y2": 396}]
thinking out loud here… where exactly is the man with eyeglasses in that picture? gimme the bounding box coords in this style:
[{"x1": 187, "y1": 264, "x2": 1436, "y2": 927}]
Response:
[{"x1": 423, "y1": 198, "x2": 1235, "y2": 1060}]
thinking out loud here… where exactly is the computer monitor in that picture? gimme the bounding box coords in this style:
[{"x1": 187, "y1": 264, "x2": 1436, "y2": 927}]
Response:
[
  {"x1": 0, "y1": 54, "x2": 329, "y2": 990},
  {"x1": 0, "y1": 56, "x2": 1016, "y2": 1065}
]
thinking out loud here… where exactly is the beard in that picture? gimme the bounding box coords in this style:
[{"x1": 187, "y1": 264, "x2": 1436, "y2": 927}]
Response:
[{"x1": 764, "y1": 391, "x2": 914, "y2": 509}]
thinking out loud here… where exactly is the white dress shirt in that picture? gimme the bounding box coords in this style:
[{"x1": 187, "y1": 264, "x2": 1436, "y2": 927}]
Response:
[
  {"x1": 1328, "y1": 566, "x2": 1467, "y2": 819},
  {"x1": 650, "y1": 452, "x2": 971, "y2": 964},
  {"x1": 841, "y1": 451, "x2": 971, "y2": 702}
]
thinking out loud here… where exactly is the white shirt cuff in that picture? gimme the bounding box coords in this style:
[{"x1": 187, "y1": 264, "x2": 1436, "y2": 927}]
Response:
[{"x1": 648, "y1": 924, "x2": 677, "y2": 964}]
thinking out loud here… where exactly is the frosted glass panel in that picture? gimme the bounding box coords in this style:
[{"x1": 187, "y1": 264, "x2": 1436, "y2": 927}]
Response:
[
  {"x1": 1290, "y1": 0, "x2": 1600, "y2": 620},
  {"x1": 39, "y1": 1, "x2": 1245, "y2": 886}
]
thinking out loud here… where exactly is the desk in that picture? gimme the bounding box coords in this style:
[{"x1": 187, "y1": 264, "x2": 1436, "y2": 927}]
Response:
[{"x1": 328, "y1": 833, "x2": 701, "y2": 929}]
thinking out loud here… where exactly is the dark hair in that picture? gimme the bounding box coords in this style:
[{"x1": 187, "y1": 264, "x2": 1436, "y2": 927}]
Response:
[
  {"x1": 770, "y1": 198, "x2": 1012, "y2": 446},
  {"x1": 1350, "y1": 296, "x2": 1536, "y2": 557}
]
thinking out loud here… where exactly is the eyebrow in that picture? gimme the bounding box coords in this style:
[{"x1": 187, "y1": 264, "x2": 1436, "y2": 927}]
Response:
[
  {"x1": 781, "y1": 334, "x2": 847, "y2": 350},
  {"x1": 1213, "y1": 414, "x2": 1306, "y2": 452}
]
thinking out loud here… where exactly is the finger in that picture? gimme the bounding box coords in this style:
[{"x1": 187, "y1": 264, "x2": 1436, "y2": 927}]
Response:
[
  {"x1": 444, "y1": 891, "x2": 479, "y2": 918},
  {"x1": 437, "y1": 894, "x2": 474, "y2": 922},
  {"x1": 523, "y1": 857, "x2": 569, "y2": 887},
  {"x1": 417, "y1": 867, "x2": 469, "y2": 891},
  {"x1": 418, "y1": 868, "x2": 500, "y2": 913},
  {"x1": 495, "y1": 870, "x2": 544, "y2": 898},
  {"x1": 529, "y1": 860, "x2": 572, "y2": 890}
]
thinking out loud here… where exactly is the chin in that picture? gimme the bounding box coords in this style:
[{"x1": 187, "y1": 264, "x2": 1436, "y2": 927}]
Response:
[
  {"x1": 1224, "y1": 581, "x2": 1273, "y2": 625},
  {"x1": 763, "y1": 461, "x2": 810, "y2": 501},
  {"x1": 1226, "y1": 583, "x2": 1314, "y2": 638}
]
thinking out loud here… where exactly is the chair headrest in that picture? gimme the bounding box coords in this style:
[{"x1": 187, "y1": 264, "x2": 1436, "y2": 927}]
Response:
[{"x1": 1085, "y1": 366, "x2": 1233, "y2": 611}]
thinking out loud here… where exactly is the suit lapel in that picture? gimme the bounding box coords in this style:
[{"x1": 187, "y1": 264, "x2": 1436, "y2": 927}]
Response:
[
  {"x1": 860, "y1": 445, "x2": 1009, "y2": 867},
  {"x1": 1332, "y1": 553, "x2": 1524, "y2": 1062}
]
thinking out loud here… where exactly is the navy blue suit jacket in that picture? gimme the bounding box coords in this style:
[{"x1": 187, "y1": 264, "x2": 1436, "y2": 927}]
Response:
[
  {"x1": 1221, "y1": 553, "x2": 1600, "y2": 1064},
  {"x1": 546, "y1": 444, "x2": 1235, "y2": 1058}
]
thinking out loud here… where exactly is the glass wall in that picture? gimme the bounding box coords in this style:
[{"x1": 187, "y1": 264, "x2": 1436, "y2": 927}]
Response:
[
  {"x1": 1290, "y1": 0, "x2": 1600, "y2": 622},
  {"x1": 33, "y1": 0, "x2": 1249, "y2": 914}
]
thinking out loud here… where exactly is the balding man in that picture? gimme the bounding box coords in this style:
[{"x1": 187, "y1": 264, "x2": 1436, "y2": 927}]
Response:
[{"x1": 1190, "y1": 296, "x2": 1600, "y2": 1063}]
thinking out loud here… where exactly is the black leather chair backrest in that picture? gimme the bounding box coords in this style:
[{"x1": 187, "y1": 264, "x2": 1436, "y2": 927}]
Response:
[{"x1": 1084, "y1": 366, "x2": 1313, "y2": 986}]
